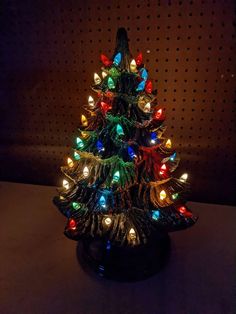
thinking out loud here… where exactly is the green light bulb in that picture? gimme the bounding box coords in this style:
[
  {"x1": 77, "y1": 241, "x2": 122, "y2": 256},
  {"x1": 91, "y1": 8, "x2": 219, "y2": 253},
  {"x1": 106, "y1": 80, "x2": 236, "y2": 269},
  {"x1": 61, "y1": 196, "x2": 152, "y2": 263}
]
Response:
[
  {"x1": 107, "y1": 77, "x2": 115, "y2": 89},
  {"x1": 73, "y1": 151, "x2": 80, "y2": 160},
  {"x1": 116, "y1": 124, "x2": 124, "y2": 136},
  {"x1": 72, "y1": 202, "x2": 81, "y2": 210},
  {"x1": 112, "y1": 171, "x2": 120, "y2": 183},
  {"x1": 172, "y1": 193, "x2": 179, "y2": 200},
  {"x1": 76, "y1": 137, "x2": 84, "y2": 149}
]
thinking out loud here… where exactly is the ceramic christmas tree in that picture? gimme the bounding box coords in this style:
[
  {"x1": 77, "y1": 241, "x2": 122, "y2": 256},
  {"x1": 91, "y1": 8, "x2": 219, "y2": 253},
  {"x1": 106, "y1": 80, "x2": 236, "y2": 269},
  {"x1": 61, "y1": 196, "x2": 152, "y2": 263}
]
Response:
[{"x1": 53, "y1": 28, "x2": 198, "y2": 279}]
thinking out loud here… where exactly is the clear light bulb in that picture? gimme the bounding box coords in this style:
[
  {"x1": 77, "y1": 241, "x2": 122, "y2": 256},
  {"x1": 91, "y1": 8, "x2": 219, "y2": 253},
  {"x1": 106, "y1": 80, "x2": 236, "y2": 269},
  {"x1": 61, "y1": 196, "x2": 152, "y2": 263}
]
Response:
[
  {"x1": 129, "y1": 228, "x2": 136, "y2": 240},
  {"x1": 83, "y1": 166, "x2": 89, "y2": 177},
  {"x1": 102, "y1": 71, "x2": 107, "y2": 78},
  {"x1": 88, "y1": 96, "x2": 95, "y2": 108},
  {"x1": 63, "y1": 179, "x2": 69, "y2": 190},
  {"x1": 104, "y1": 217, "x2": 112, "y2": 226},
  {"x1": 94, "y1": 73, "x2": 101, "y2": 85},
  {"x1": 179, "y1": 173, "x2": 188, "y2": 182},
  {"x1": 143, "y1": 102, "x2": 151, "y2": 113}
]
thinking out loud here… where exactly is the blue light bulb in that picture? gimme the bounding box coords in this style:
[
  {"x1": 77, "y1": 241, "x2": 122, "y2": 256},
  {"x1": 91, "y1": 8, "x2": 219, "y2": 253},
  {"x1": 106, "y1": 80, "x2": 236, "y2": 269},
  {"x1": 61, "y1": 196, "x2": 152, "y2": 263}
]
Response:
[
  {"x1": 136, "y1": 80, "x2": 145, "y2": 91},
  {"x1": 169, "y1": 152, "x2": 177, "y2": 162},
  {"x1": 152, "y1": 210, "x2": 160, "y2": 221},
  {"x1": 96, "y1": 140, "x2": 105, "y2": 153},
  {"x1": 99, "y1": 195, "x2": 106, "y2": 208},
  {"x1": 150, "y1": 132, "x2": 157, "y2": 144},
  {"x1": 128, "y1": 146, "x2": 136, "y2": 159},
  {"x1": 113, "y1": 52, "x2": 122, "y2": 66},
  {"x1": 140, "y1": 68, "x2": 148, "y2": 81}
]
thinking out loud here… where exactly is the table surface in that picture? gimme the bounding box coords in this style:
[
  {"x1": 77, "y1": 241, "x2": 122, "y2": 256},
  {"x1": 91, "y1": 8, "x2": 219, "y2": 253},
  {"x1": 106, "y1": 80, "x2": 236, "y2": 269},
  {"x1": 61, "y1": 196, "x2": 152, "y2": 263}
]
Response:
[{"x1": 0, "y1": 181, "x2": 235, "y2": 314}]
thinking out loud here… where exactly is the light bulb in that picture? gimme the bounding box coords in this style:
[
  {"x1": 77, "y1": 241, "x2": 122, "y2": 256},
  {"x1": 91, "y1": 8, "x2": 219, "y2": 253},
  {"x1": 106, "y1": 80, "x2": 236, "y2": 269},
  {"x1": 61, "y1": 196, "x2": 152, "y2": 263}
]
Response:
[
  {"x1": 63, "y1": 179, "x2": 69, "y2": 190},
  {"x1": 152, "y1": 210, "x2": 160, "y2": 221},
  {"x1": 143, "y1": 102, "x2": 151, "y2": 113},
  {"x1": 102, "y1": 71, "x2": 107, "y2": 78},
  {"x1": 69, "y1": 219, "x2": 76, "y2": 230},
  {"x1": 136, "y1": 80, "x2": 145, "y2": 92},
  {"x1": 73, "y1": 151, "x2": 80, "y2": 160},
  {"x1": 107, "y1": 77, "x2": 115, "y2": 89},
  {"x1": 172, "y1": 193, "x2": 179, "y2": 200},
  {"x1": 179, "y1": 173, "x2": 188, "y2": 182},
  {"x1": 113, "y1": 52, "x2": 122, "y2": 66},
  {"x1": 76, "y1": 137, "x2": 84, "y2": 149},
  {"x1": 159, "y1": 164, "x2": 167, "y2": 175},
  {"x1": 169, "y1": 152, "x2": 176, "y2": 162},
  {"x1": 128, "y1": 146, "x2": 137, "y2": 159},
  {"x1": 88, "y1": 96, "x2": 95, "y2": 108},
  {"x1": 94, "y1": 73, "x2": 101, "y2": 85},
  {"x1": 104, "y1": 217, "x2": 112, "y2": 226},
  {"x1": 154, "y1": 108, "x2": 163, "y2": 120},
  {"x1": 112, "y1": 171, "x2": 120, "y2": 183},
  {"x1": 83, "y1": 166, "x2": 89, "y2": 177},
  {"x1": 130, "y1": 59, "x2": 137, "y2": 72},
  {"x1": 67, "y1": 157, "x2": 74, "y2": 168},
  {"x1": 129, "y1": 228, "x2": 136, "y2": 240},
  {"x1": 160, "y1": 190, "x2": 167, "y2": 200},
  {"x1": 178, "y1": 206, "x2": 187, "y2": 214},
  {"x1": 140, "y1": 68, "x2": 148, "y2": 81},
  {"x1": 99, "y1": 195, "x2": 106, "y2": 208},
  {"x1": 116, "y1": 124, "x2": 124, "y2": 136},
  {"x1": 81, "y1": 114, "x2": 88, "y2": 127},
  {"x1": 135, "y1": 52, "x2": 143, "y2": 66},
  {"x1": 165, "y1": 139, "x2": 172, "y2": 149},
  {"x1": 100, "y1": 54, "x2": 112, "y2": 67},
  {"x1": 72, "y1": 202, "x2": 81, "y2": 210},
  {"x1": 150, "y1": 132, "x2": 157, "y2": 144},
  {"x1": 96, "y1": 140, "x2": 105, "y2": 152},
  {"x1": 145, "y1": 80, "x2": 153, "y2": 93}
]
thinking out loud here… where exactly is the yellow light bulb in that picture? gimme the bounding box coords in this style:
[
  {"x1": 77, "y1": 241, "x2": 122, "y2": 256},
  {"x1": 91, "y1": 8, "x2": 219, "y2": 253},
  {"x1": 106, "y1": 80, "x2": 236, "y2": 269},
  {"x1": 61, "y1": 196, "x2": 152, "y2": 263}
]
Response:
[
  {"x1": 62, "y1": 179, "x2": 69, "y2": 190},
  {"x1": 94, "y1": 73, "x2": 101, "y2": 85},
  {"x1": 83, "y1": 166, "x2": 89, "y2": 177},
  {"x1": 129, "y1": 228, "x2": 136, "y2": 240},
  {"x1": 102, "y1": 71, "x2": 108, "y2": 78},
  {"x1": 179, "y1": 173, "x2": 188, "y2": 182},
  {"x1": 81, "y1": 114, "x2": 88, "y2": 127},
  {"x1": 130, "y1": 59, "x2": 137, "y2": 72},
  {"x1": 160, "y1": 189, "x2": 167, "y2": 200},
  {"x1": 165, "y1": 139, "x2": 172, "y2": 149},
  {"x1": 143, "y1": 102, "x2": 151, "y2": 113},
  {"x1": 104, "y1": 217, "x2": 112, "y2": 226},
  {"x1": 67, "y1": 157, "x2": 74, "y2": 168},
  {"x1": 88, "y1": 96, "x2": 95, "y2": 108}
]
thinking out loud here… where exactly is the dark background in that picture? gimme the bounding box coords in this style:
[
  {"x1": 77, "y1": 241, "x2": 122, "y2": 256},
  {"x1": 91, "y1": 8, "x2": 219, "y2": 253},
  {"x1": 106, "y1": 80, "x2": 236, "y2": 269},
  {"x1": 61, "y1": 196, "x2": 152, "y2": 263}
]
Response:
[{"x1": 1, "y1": 0, "x2": 236, "y2": 205}]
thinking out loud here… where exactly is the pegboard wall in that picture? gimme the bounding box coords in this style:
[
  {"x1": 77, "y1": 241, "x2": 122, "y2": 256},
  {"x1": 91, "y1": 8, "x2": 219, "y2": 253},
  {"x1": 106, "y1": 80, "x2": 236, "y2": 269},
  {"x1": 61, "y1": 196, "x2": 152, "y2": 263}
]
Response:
[{"x1": 1, "y1": 0, "x2": 236, "y2": 205}]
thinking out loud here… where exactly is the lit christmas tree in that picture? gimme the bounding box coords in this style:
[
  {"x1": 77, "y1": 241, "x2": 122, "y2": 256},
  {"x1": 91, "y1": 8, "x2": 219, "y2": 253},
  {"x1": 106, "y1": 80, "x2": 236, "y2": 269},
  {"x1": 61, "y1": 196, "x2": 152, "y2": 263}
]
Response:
[{"x1": 53, "y1": 28, "x2": 197, "y2": 275}]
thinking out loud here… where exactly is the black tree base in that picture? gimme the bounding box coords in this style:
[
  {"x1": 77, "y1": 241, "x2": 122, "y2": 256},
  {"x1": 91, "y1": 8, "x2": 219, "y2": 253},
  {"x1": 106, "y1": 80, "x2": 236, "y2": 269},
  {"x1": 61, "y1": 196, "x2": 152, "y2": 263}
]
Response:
[{"x1": 76, "y1": 233, "x2": 171, "y2": 281}]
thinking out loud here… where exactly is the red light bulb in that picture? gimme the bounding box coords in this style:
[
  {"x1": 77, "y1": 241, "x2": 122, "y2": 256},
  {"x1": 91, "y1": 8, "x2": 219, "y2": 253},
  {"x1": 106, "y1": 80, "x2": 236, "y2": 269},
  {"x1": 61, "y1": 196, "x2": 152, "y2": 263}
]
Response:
[
  {"x1": 145, "y1": 80, "x2": 153, "y2": 93},
  {"x1": 178, "y1": 206, "x2": 187, "y2": 214},
  {"x1": 100, "y1": 54, "x2": 112, "y2": 67},
  {"x1": 135, "y1": 52, "x2": 143, "y2": 66},
  {"x1": 69, "y1": 219, "x2": 76, "y2": 230},
  {"x1": 153, "y1": 108, "x2": 163, "y2": 120},
  {"x1": 159, "y1": 163, "x2": 167, "y2": 176},
  {"x1": 100, "y1": 101, "x2": 112, "y2": 114}
]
